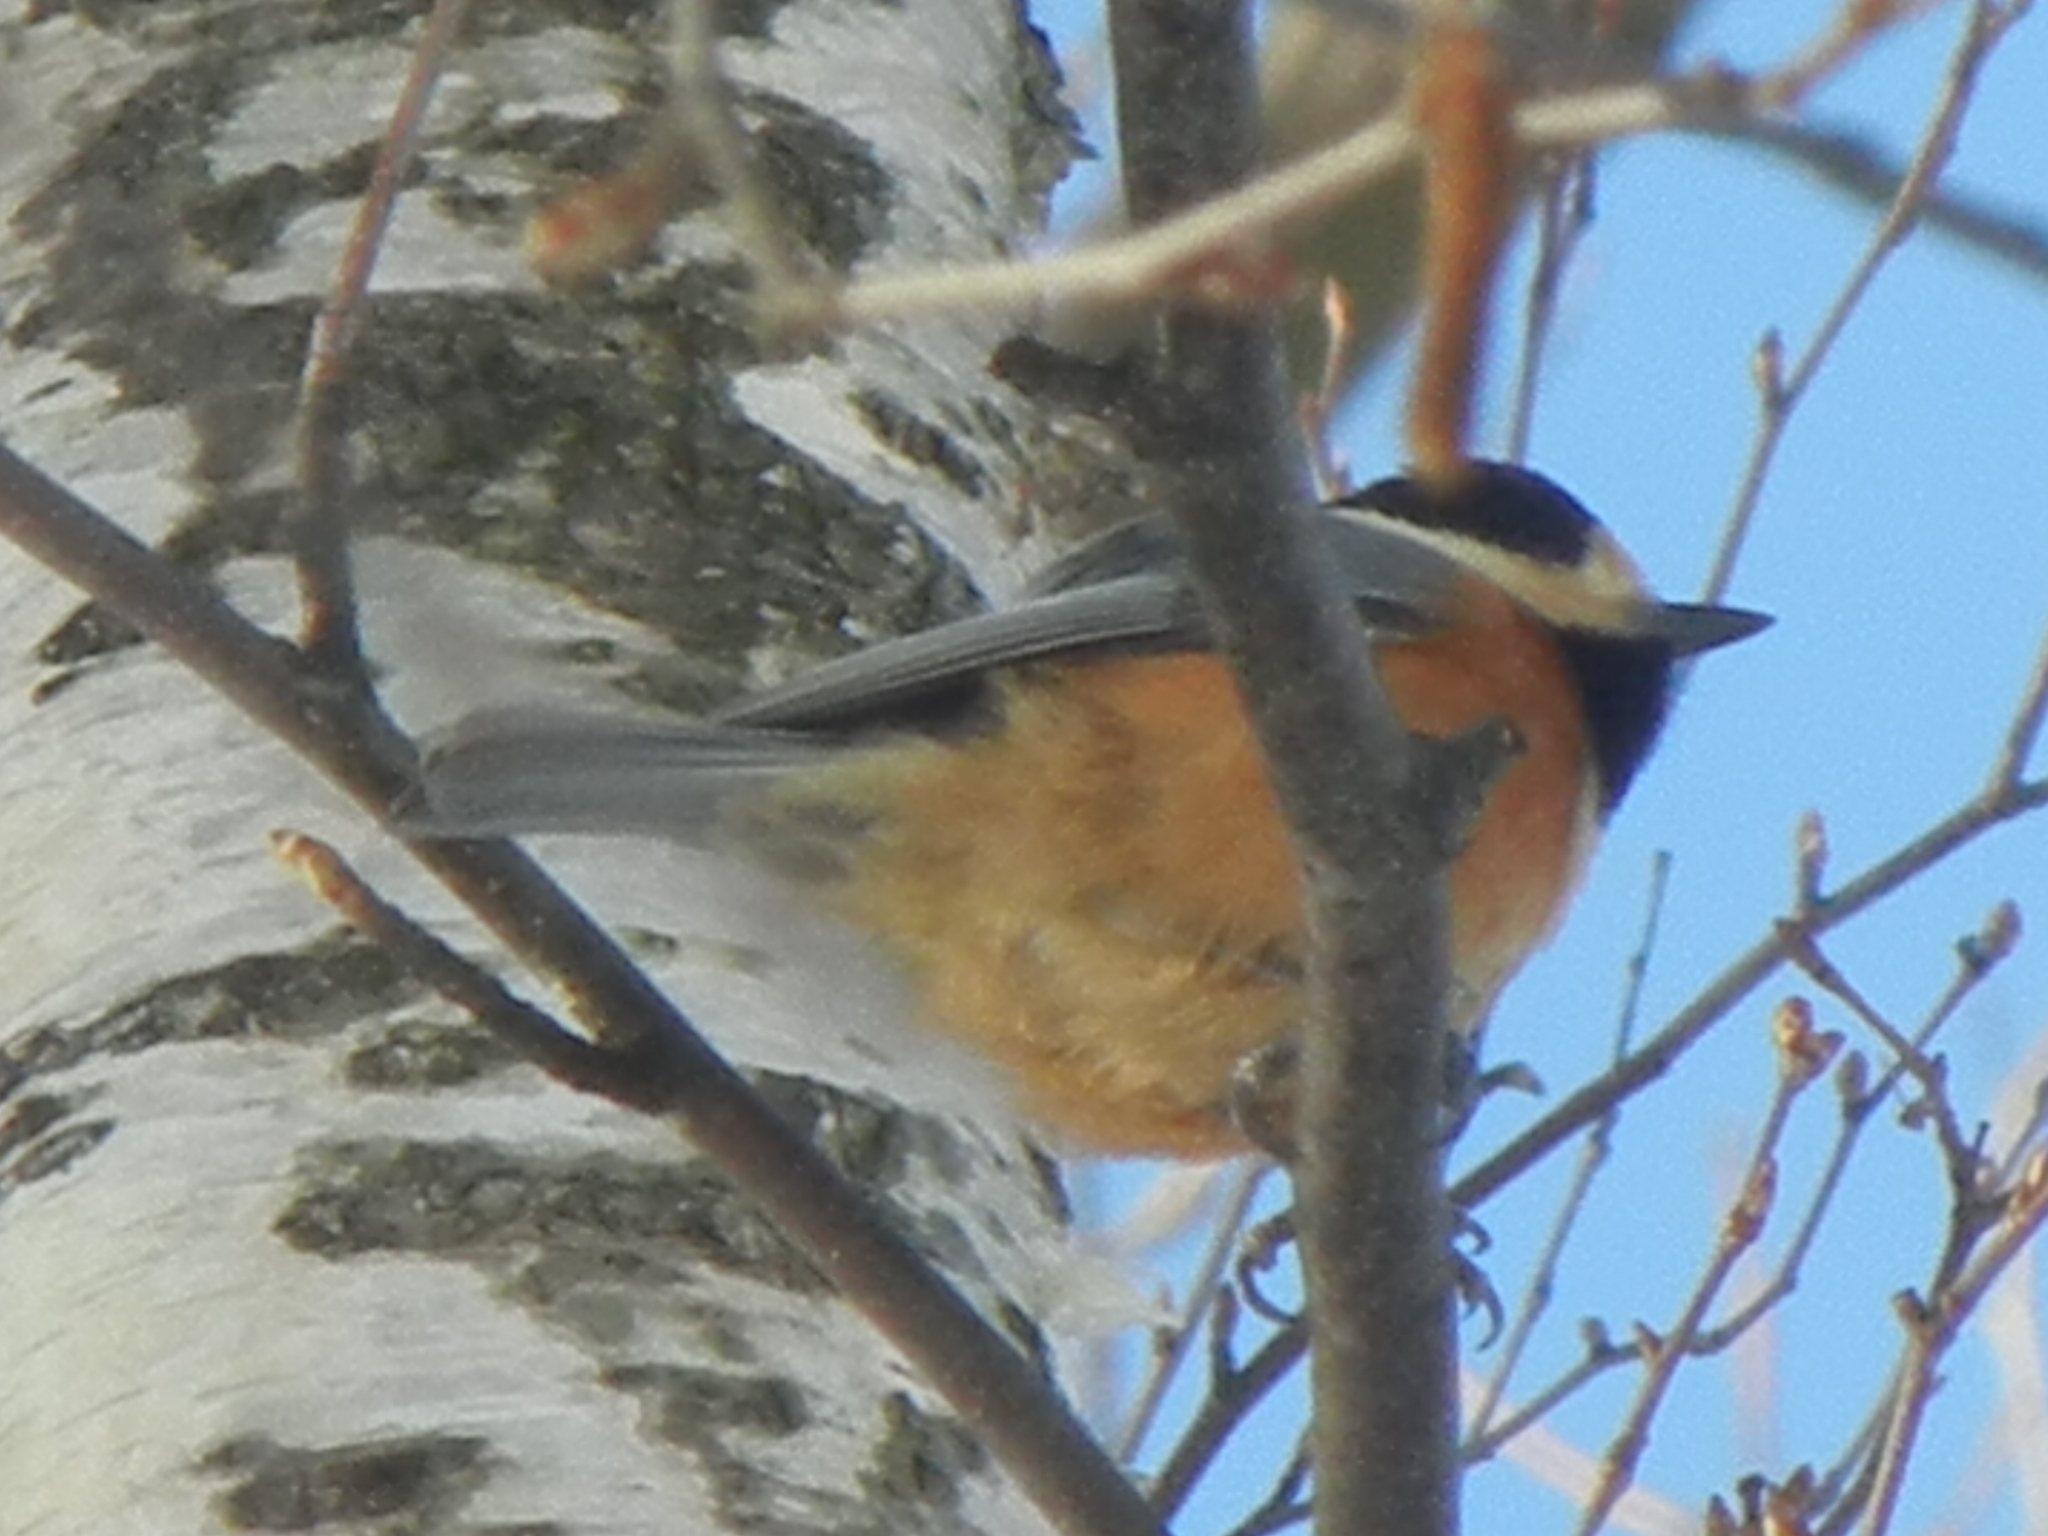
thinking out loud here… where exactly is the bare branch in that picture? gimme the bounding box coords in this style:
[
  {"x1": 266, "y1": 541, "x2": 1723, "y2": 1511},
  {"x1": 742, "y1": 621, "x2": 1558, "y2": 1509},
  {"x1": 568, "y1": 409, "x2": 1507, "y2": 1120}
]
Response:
[
  {"x1": 1114, "y1": 1162, "x2": 1273, "y2": 1464},
  {"x1": 1298, "y1": 279, "x2": 1360, "y2": 499},
  {"x1": 1733, "y1": 116, "x2": 2048, "y2": 285},
  {"x1": 0, "y1": 441, "x2": 1163, "y2": 1536},
  {"x1": 1862, "y1": 1154, "x2": 2048, "y2": 1535},
  {"x1": 831, "y1": 70, "x2": 1757, "y2": 331},
  {"x1": 1784, "y1": 935, "x2": 1976, "y2": 1176},
  {"x1": 1695, "y1": 904, "x2": 2016, "y2": 1354},
  {"x1": 1702, "y1": 0, "x2": 2032, "y2": 607},
  {"x1": 1456, "y1": 639, "x2": 2048, "y2": 1215},
  {"x1": 666, "y1": 0, "x2": 823, "y2": 321},
  {"x1": 1163, "y1": 599, "x2": 2048, "y2": 1513},
  {"x1": 1152, "y1": 1316, "x2": 1310, "y2": 1523},
  {"x1": 1989, "y1": 629, "x2": 2048, "y2": 792},
  {"x1": 1466, "y1": 852, "x2": 1671, "y2": 1444},
  {"x1": 271, "y1": 830, "x2": 678, "y2": 1102},
  {"x1": 1502, "y1": 154, "x2": 1595, "y2": 463},
  {"x1": 294, "y1": 0, "x2": 479, "y2": 676},
  {"x1": 1461, "y1": 1327, "x2": 1631, "y2": 1465},
  {"x1": 1758, "y1": 0, "x2": 1957, "y2": 107},
  {"x1": 1571, "y1": 999, "x2": 1831, "y2": 1536}
]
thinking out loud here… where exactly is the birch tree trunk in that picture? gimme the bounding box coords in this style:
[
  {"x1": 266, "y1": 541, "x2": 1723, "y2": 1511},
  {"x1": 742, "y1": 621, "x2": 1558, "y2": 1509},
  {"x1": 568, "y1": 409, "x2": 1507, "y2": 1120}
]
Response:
[{"x1": 0, "y1": 0, "x2": 1094, "y2": 1530}]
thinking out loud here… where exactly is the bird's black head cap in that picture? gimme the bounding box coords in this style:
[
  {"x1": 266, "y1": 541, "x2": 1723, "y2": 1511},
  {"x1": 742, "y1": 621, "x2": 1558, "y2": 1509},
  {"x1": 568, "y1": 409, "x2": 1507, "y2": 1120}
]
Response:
[
  {"x1": 1340, "y1": 462, "x2": 1759, "y2": 814},
  {"x1": 1346, "y1": 462, "x2": 1598, "y2": 571}
]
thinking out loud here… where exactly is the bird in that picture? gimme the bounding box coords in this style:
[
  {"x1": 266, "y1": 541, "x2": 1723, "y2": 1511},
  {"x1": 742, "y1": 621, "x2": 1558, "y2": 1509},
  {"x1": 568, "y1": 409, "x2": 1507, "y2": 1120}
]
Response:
[{"x1": 405, "y1": 461, "x2": 1769, "y2": 1158}]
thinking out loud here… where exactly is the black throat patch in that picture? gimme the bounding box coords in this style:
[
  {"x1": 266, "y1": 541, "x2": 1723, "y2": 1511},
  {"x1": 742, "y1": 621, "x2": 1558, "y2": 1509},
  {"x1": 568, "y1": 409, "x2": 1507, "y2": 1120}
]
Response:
[{"x1": 1553, "y1": 629, "x2": 1678, "y2": 815}]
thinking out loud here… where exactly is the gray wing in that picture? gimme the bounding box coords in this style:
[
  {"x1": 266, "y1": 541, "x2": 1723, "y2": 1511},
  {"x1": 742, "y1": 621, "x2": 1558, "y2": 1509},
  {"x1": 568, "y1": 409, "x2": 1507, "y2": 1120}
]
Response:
[
  {"x1": 719, "y1": 509, "x2": 1464, "y2": 731},
  {"x1": 717, "y1": 571, "x2": 1200, "y2": 730},
  {"x1": 403, "y1": 508, "x2": 1465, "y2": 838}
]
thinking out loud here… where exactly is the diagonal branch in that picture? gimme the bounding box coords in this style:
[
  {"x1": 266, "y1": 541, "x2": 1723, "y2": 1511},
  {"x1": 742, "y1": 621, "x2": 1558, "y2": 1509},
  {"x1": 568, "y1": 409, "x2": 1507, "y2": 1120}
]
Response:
[{"x1": 0, "y1": 440, "x2": 1163, "y2": 1536}]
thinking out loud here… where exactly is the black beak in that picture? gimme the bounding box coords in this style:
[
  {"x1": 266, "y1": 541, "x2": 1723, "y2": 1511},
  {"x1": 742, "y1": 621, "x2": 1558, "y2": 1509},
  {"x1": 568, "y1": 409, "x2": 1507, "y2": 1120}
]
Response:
[{"x1": 1648, "y1": 602, "x2": 1774, "y2": 656}]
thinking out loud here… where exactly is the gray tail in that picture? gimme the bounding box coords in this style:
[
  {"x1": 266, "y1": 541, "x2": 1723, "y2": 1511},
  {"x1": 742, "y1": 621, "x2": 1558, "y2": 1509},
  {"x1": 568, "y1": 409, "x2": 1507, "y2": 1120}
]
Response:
[{"x1": 397, "y1": 707, "x2": 841, "y2": 840}]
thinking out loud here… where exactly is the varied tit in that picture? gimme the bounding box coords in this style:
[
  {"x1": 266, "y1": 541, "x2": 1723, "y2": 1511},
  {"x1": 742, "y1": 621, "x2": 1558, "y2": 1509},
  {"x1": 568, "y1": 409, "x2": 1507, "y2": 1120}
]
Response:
[{"x1": 408, "y1": 461, "x2": 1768, "y2": 1158}]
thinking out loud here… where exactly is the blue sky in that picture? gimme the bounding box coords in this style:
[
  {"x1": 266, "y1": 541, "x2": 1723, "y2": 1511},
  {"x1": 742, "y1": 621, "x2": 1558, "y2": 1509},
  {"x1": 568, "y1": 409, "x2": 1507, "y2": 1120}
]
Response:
[{"x1": 1040, "y1": 2, "x2": 2048, "y2": 1531}]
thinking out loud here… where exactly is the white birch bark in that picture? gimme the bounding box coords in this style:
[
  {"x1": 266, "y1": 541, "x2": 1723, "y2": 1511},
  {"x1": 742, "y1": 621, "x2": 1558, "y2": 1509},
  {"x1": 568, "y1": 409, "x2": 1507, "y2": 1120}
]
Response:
[{"x1": 0, "y1": 0, "x2": 1105, "y2": 1530}]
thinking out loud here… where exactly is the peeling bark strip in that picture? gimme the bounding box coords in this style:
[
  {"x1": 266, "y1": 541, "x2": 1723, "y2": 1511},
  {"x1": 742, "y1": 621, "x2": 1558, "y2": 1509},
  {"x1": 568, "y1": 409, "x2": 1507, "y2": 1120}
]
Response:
[{"x1": 0, "y1": 0, "x2": 1091, "y2": 1530}]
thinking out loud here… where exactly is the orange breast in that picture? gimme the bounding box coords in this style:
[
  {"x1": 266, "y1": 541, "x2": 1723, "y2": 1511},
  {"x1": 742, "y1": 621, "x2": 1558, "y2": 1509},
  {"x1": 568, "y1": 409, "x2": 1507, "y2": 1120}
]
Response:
[{"x1": 758, "y1": 583, "x2": 1595, "y2": 1157}]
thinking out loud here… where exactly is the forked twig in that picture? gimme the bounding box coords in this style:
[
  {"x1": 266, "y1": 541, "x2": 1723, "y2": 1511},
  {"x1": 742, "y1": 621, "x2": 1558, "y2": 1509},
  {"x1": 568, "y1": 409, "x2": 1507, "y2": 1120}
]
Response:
[{"x1": 1568, "y1": 1000, "x2": 1832, "y2": 1536}]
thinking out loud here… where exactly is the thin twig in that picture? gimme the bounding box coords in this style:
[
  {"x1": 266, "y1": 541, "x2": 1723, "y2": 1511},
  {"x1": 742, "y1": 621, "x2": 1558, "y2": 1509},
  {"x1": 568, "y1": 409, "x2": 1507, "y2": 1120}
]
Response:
[
  {"x1": 1689, "y1": 914, "x2": 2019, "y2": 1368},
  {"x1": 1813, "y1": 990, "x2": 2034, "y2": 1535},
  {"x1": 1475, "y1": 1007, "x2": 1845, "y2": 1464},
  {"x1": 1758, "y1": 0, "x2": 1956, "y2": 107},
  {"x1": 1811, "y1": 1384, "x2": 1895, "y2": 1534},
  {"x1": 1114, "y1": 1162, "x2": 1272, "y2": 1464},
  {"x1": 1859, "y1": 1297, "x2": 1948, "y2": 1536},
  {"x1": 1456, "y1": 785, "x2": 2048, "y2": 1211},
  {"x1": 1861, "y1": 1154, "x2": 2048, "y2": 1536},
  {"x1": 1299, "y1": 279, "x2": 1358, "y2": 499},
  {"x1": 1993, "y1": 1069, "x2": 2048, "y2": 1187},
  {"x1": 1452, "y1": 868, "x2": 2029, "y2": 1489},
  {"x1": 1225, "y1": 1430, "x2": 1314, "y2": 1536},
  {"x1": 1784, "y1": 935, "x2": 1976, "y2": 1174},
  {"x1": 1151, "y1": 1317, "x2": 1310, "y2": 1522},
  {"x1": 1785, "y1": 941, "x2": 1942, "y2": 1092},
  {"x1": 1988, "y1": 634, "x2": 2048, "y2": 791},
  {"x1": 1461, "y1": 1330, "x2": 1631, "y2": 1464},
  {"x1": 272, "y1": 830, "x2": 667, "y2": 1094},
  {"x1": 1695, "y1": 1057, "x2": 1888, "y2": 1356},
  {"x1": 1164, "y1": 623, "x2": 2048, "y2": 1502},
  {"x1": 1457, "y1": 600, "x2": 2048, "y2": 1212},
  {"x1": 1733, "y1": 116, "x2": 2048, "y2": 284},
  {"x1": 1502, "y1": 154, "x2": 1594, "y2": 463},
  {"x1": 1700, "y1": 0, "x2": 2029, "y2": 608},
  {"x1": 294, "y1": 0, "x2": 478, "y2": 676},
  {"x1": 666, "y1": 0, "x2": 820, "y2": 320},
  {"x1": 1570, "y1": 1002, "x2": 1828, "y2": 1536},
  {"x1": 828, "y1": 70, "x2": 1759, "y2": 331},
  {"x1": 1466, "y1": 852, "x2": 1670, "y2": 1443}
]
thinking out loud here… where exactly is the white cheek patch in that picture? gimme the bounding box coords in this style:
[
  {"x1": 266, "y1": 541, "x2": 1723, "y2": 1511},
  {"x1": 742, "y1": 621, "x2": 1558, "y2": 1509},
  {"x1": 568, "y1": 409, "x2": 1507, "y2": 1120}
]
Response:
[{"x1": 1354, "y1": 519, "x2": 1660, "y2": 637}]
